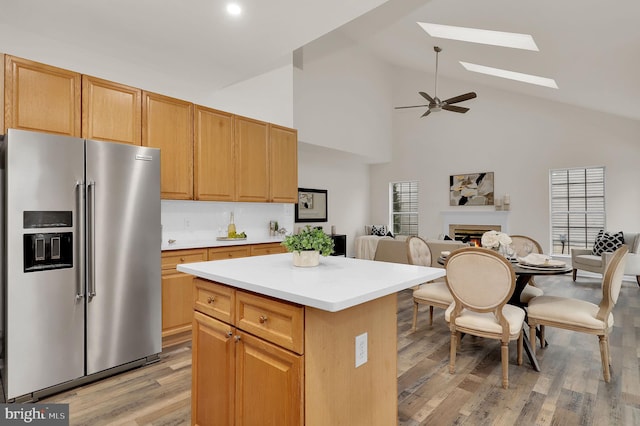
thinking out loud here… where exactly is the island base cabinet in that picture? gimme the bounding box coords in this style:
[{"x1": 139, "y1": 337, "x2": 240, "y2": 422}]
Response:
[{"x1": 192, "y1": 280, "x2": 398, "y2": 426}]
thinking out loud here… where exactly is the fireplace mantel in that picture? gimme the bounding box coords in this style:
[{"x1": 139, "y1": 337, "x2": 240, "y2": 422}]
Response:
[{"x1": 440, "y1": 210, "x2": 509, "y2": 237}]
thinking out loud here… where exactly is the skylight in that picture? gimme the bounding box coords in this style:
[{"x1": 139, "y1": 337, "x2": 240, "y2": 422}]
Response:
[
  {"x1": 418, "y1": 22, "x2": 539, "y2": 51},
  {"x1": 459, "y1": 62, "x2": 558, "y2": 89}
]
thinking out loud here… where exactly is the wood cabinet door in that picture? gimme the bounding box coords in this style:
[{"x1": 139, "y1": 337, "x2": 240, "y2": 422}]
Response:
[
  {"x1": 161, "y1": 272, "x2": 195, "y2": 337},
  {"x1": 142, "y1": 91, "x2": 193, "y2": 200},
  {"x1": 194, "y1": 105, "x2": 235, "y2": 200},
  {"x1": 235, "y1": 331, "x2": 303, "y2": 426},
  {"x1": 1, "y1": 53, "x2": 4, "y2": 133},
  {"x1": 192, "y1": 312, "x2": 235, "y2": 426},
  {"x1": 82, "y1": 75, "x2": 141, "y2": 145},
  {"x1": 4, "y1": 55, "x2": 81, "y2": 136},
  {"x1": 250, "y1": 243, "x2": 287, "y2": 256},
  {"x1": 235, "y1": 116, "x2": 269, "y2": 202},
  {"x1": 269, "y1": 125, "x2": 298, "y2": 203},
  {"x1": 208, "y1": 246, "x2": 251, "y2": 261}
]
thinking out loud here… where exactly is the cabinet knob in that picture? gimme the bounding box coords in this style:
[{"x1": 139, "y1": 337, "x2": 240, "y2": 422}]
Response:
[
  {"x1": 207, "y1": 296, "x2": 215, "y2": 304},
  {"x1": 234, "y1": 335, "x2": 241, "y2": 342},
  {"x1": 259, "y1": 315, "x2": 268, "y2": 324},
  {"x1": 226, "y1": 331, "x2": 233, "y2": 338},
  {"x1": 180, "y1": 257, "x2": 185, "y2": 261}
]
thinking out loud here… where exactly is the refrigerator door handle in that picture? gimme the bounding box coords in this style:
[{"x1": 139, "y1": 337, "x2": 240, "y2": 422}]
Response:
[
  {"x1": 76, "y1": 181, "x2": 85, "y2": 300},
  {"x1": 87, "y1": 180, "x2": 96, "y2": 298}
]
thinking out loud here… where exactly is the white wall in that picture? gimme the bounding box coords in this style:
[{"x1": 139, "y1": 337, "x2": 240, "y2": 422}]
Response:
[
  {"x1": 195, "y1": 63, "x2": 295, "y2": 128},
  {"x1": 369, "y1": 66, "x2": 640, "y2": 252},
  {"x1": 296, "y1": 142, "x2": 370, "y2": 257},
  {"x1": 293, "y1": 31, "x2": 393, "y2": 163}
]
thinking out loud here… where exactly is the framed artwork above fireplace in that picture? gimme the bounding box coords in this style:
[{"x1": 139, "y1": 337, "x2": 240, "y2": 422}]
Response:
[{"x1": 449, "y1": 172, "x2": 494, "y2": 206}]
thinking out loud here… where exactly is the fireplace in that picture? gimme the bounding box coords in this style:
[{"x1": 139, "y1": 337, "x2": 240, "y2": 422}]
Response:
[
  {"x1": 449, "y1": 224, "x2": 502, "y2": 247},
  {"x1": 441, "y1": 211, "x2": 509, "y2": 244}
]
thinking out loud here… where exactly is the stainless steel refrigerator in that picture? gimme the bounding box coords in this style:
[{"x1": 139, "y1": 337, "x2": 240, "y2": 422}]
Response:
[{"x1": 0, "y1": 129, "x2": 161, "y2": 401}]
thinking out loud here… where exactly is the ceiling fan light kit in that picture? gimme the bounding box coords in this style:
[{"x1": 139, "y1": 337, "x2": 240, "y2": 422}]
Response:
[{"x1": 395, "y1": 46, "x2": 476, "y2": 118}]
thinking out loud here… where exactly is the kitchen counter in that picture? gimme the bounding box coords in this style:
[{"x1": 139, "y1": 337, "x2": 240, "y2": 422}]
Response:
[
  {"x1": 177, "y1": 253, "x2": 445, "y2": 312},
  {"x1": 161, "y1": 235, "x2": 285, "y2": 251}
]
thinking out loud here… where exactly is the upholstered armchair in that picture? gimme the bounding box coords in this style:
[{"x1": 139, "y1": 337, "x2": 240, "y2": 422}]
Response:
[{"x1": 571, "y1": 232, "x2": 640, "y2": 286}]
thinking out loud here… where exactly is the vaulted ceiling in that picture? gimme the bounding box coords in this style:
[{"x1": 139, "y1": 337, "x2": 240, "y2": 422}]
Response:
[{"x1": 1, "y1": 0, "x2": 638, "y2": 121}]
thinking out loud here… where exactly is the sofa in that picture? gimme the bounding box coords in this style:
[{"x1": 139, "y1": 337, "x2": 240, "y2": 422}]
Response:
[
  {"x1": 371, "y1": 237, "x2": 468, "y2": 267},
  {"x1": 571, "y1": 231, "x2": 640, "y2": 286}
]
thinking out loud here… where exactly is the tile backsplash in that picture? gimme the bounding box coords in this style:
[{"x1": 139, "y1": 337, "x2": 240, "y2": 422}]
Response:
[{"x1": 161, "y1": 200, "x2": 295, "y2": 242}]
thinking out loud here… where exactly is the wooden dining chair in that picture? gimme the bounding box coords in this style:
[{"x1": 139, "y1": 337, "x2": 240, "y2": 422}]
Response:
[
  {"x1": 407, "y1": 236, "x2": 453, "y2": 330},
  {"x1": 509, "y1": 235, "x2": 545, "y2": 304},
  {"x1": 527, "y1": 246, "x2": 628, "y2": 382},
  {"x1": 444, "y1": 247, "x2": 524, "y2": 389}
]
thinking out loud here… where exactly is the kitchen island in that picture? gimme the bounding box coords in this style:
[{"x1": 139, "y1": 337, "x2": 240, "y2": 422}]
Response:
[{"x1": 178, "y1": 253, "x2": 445, "y2": 426}]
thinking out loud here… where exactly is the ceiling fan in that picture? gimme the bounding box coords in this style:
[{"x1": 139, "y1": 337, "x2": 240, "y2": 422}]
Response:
[{"x1": 395, "y1": 46, "x2": 477, "y2": 118}]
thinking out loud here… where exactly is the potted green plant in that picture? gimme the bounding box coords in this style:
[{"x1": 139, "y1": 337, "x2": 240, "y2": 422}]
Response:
[{"x1": 281, "y1": 226, "x2": 335, "y2": 267}]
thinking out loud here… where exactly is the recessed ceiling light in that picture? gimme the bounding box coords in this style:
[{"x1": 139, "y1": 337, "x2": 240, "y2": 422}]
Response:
[
  {"x1": 226, "y1": 3, "x2": 242, "y2": 16},
  {"x1": 460, "y1": 61, "x2": 558, "y2": 89},
  {"x1": 418, "y1": 22, "x2": 539, "y2": 51}
]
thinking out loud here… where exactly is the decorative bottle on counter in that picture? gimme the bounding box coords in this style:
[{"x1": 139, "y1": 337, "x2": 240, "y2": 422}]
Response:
[{"x1": 227, "y1": 212, "x2": 236, "y2": 238}]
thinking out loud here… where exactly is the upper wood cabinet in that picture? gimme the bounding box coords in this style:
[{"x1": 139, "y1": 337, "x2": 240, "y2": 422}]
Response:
[
  {"x1": 269, "y1": 124, "x2": 298, "y2": 203},
  {"x1": 82, "y1": 75, "x2": 141, "y2": 145},
  {"x1": 235, "y1": 116, "x2": 270, "y2": 202},
  {"x1": 4, "y1": 55, "x2": 81, "y2": 136},
  {"x1": 194, "y1": 105, "x2": 235, "y2": 201},
  {"x1": 142, "y1": 91, "x2": 194, "y2": 200}
]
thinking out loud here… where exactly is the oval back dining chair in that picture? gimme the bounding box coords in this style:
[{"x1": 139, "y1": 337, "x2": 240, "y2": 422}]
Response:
[
  {"x1": 407, "y1": 236, "x2": 453, "y2": 331},
  {"x1": 444, "y1": 247, "x2": 525, "y2": 389},
  {"x1": 527, "y1": 245, "x2": 628, "y2": 382},
  {"x1": 509, "y1": 235, "x2": 545, "y2": 305}
]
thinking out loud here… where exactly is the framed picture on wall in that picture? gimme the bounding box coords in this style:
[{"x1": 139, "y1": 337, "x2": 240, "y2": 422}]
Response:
[
  {"x1": 295, "y1": 188, "x2": 328, "y2": 222},
  {"x1": 449, "y1": 172, "x2": 494, "y2": 206}
]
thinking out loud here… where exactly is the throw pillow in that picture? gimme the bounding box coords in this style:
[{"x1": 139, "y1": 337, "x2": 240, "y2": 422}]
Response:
[
  {"x1": 371, "y1": 225, "x2": 388, "y2": 236},
  {"x1": 592, "y1": 230, "x2": 624, "y2": 256},
  {"x1": 385, "y1": 231, "x2": 395, "y2": 238}
]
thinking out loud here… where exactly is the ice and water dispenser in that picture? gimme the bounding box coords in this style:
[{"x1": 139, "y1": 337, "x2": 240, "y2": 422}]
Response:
[{"x1": 23, "y1": 211, "x2": 73, "y2": 272}]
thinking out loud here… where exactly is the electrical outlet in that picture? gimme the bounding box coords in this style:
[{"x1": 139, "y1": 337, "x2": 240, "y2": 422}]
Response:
[{"x1": 355, "y1": 332, "x2": 368, "y2": 368}]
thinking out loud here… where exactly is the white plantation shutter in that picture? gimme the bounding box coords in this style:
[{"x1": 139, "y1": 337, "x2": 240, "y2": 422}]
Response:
[
  {"x1": 390, "y1": 181, "x2": 418, "y2": 236},
  {"x1": 550, "y1": 167, "x2": 605, "y2": 255}
]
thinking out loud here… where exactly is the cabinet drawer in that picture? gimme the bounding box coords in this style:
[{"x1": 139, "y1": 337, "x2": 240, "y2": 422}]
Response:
[
  {"x1": 194, "y1": 278, "x2": 234, "y2": 323},
  {"x1": 162, "y1": 249, "x2": 207, "y2": 271},
  {"x1": 236, "y1": 291, "x2": 304, "y2": 354},
  {"x1": 250, "y1": 243, "x2": 287, "y2": 256},
  {"x1": 208, "y1": 246, "x2": 251, "y2": 261}
]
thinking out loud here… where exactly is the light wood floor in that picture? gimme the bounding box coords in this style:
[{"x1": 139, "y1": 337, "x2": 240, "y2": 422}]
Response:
[{"x1": 41, "y1": 274, "x2": 640, "y2": 425}]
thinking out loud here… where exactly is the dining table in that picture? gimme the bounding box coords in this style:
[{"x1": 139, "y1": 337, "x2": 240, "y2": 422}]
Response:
[{"x1": 438, "y1": 253, "x2": 572, "y2": 372}]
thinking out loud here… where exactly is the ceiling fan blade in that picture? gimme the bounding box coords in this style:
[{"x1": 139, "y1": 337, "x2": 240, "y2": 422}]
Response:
[
  {"x1": 420, "y1": 109, "x2": 431, "y2": 118},
  {"x1": 419, "y1": 91, "x2": 435, "y2": 103},
  {"x1": 394, "y1": 104, "x2": 429, "y2": 109},
  {"x1": 443, "y1": 92, "x2": 477, "y2": 105},
  {"x1": 442, "y1": 105, "x2": 469, "y2": 114}
]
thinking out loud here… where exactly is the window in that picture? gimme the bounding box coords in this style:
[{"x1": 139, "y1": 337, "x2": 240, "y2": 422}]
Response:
[
  {"x1": 390, "y1": 181, "x2": 418, "y2": 236},
  {"x1": 550, "y1": 167, "x2": 605, "y2": 255}
]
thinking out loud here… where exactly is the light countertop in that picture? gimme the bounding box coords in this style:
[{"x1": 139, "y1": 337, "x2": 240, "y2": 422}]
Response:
[
  {"x1": 162, "y1": 235, "x2": 286, "y2": 251},
  {"x1": 177, "y1": 253, "x2": 445, "y2": 312}
]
